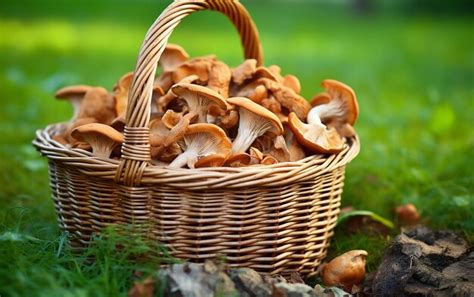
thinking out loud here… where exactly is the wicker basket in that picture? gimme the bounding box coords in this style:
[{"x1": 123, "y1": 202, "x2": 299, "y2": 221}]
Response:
[{"x1": 33, "y1": 0, "x2": 360, "y2": 276}]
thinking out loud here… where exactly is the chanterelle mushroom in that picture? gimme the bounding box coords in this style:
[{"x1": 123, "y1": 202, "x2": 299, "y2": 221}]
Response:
[
  {"x1": 71, "y1": 123, "x2": 123, "y2": 159},
  {"x1": 155, "y1": 44, "x2": 189, "y2": 91},
  {"x1": 171, "y1": 83, "x2": 227, "y2": 123},
  {"x1": 55, "y1": 85, "x2": 92, "y2": 121},
  {"x1": 322, "y1": 250, "x2": 368, "y2": 292},
  {"x1": 309, "y1": 79, "x2": 359, "y2": 137},
  {"x1": 168, "y1": 123, "x2": 232, "y2": 168},
  {"x1": 77, "y1": 87, "x2": 116, "y2": 125},
  {"x1": 159, "y1": 44, "x2": 189, "y2": 73},
  {"x1": 288, "y1": 112, "x2": 344, "y2": 154},
  {"x1": 227, "y1": 97, "x2": 283, "y2": 154},
  {"x1": 113, "y1": 72, "x2": 133, "y2": 116}
]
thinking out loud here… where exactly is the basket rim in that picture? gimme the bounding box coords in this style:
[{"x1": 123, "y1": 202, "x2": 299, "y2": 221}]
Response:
[{"x1": 33, "y1": 122, "x2": 360, "y2": 190}]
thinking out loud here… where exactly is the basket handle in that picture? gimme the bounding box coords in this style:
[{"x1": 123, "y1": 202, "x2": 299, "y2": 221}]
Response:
[{"x1": 116, "y1": 0, "x2": 264, "y2": 185}]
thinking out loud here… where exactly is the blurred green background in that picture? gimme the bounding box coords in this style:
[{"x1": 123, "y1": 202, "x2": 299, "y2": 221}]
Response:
[{"x1": 1, "y1": 0, "x2": 473, "y2": 296}]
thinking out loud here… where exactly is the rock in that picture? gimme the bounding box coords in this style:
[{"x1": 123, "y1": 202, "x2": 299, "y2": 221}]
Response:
[
  {"x1": 159, "y1": 261, "x2": 236, "y2": 297},
  {"x1": 370, "y1": 226, "x2": 473, "y2": 297},
  {"x1": 229, "y1": 267, "x2": 272, "y2": 297},
  {"x1": 137, "y1": 260, "x2": 353, "y2": 297},
  {"x1": 274, "y1": 282, "x2": 318, "y2": 297}
]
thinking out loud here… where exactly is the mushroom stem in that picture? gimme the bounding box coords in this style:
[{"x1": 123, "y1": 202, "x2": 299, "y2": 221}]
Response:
[
  {"x1": 232, "y1": 111, "x2": 274, "y2": 153},
  {"x1": 169, "y1": 151, "x2": 197, "y2": 168},
  {"x1": 307, "y1": 98, "x2": 346, "y2": 125},
  {"x1": 89, "y1": 136, "x2": 120, "y2": 159}
]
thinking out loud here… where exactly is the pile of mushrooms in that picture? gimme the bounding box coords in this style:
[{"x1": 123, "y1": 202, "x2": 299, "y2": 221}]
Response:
[{"x1": 52, "y1": 44, "x2": 360, "y2": 168}]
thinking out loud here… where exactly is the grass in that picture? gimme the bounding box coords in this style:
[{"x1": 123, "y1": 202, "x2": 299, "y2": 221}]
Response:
[{"x1": 0, "y1": 0, "x2": 473, "y2": 295}]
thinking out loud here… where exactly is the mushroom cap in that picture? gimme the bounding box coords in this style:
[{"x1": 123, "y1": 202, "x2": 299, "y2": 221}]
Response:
[
  {"x1": 185, "y1": 123, "x2": 230, "y2": 141},
  {"x1": 194, "y1": 154, "x2": 228, "y2": 168},
  {"x1": 249, "y1": 147, "x2": 264, "y2": 161},
  {"x1": 77, "y1": 87, "x2": 116, "y2": 125},
  {"x1": 55, "y1": 85, "x2": 92, "y2": 99},
  {"x1": 71, "y1": 123, "x2": 124, "y2": 144},
  {"x1": 110, "y1": 114, "x2": 126, "y2": 132},
  {"x1": 282, "y1": 75, "x2": 301, "y2": 94},
  {"x1": 322, "y1": 79, "x2": 359, "y2": 125},
  {"x1": 113, "y1": 72, "x2": 134, "y2": 116},
  {"x1": 262, "y1": 155, "x2": 278, "y2": 165},
  {"x1": 288, "y1": 112, "x2": 344, "y2": 154},
  {"x1": 172, "y1": 83, "x2": 228, "y2": 110},
  {"x1": 227, "y1": 97, "x2": 284, "y2": 134},
  {"x1": 159, "y1": 43, "x2": 189, "y2": 72},
  {"x1": 395, "y1": 203, "x2": 420, "y2": 225},
  {"x1": 310, "y1": 92, "x2": 331, "y2": 107},
  {"x1": 322, "y1": 250, "x2": 368, "y2": 291},
  {"x1": 224, "y1": 153, "x2": 253, "y2": 167},
  {"x1": 231, "y1": 59, "x2": 257, "y2": 85},
  {"x1": 163, "y1": 112, "x2": 197, "y2": 147}
]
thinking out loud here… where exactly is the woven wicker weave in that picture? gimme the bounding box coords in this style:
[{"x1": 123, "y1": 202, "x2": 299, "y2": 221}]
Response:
[{"x1": 33, "y1": 0, "x2": 360, "y2": 276}]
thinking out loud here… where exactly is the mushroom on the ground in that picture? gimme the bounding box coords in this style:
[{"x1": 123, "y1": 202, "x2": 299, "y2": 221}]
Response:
[
  {"x1": 71, "y1": 123, "x2": 123, "y2": 158},
  {"x1": 288, "y1": 112, "x2": 344, "y2": 154},
  {"x1": 55, "y1": 85, "x2": 92, "y2": 121},
  {"x1": 171, "y1": 83, "x2": 227, "y2": 123},
  {"x1": 322, "y1": 250, "x2": 368, "y2": 292},
  {"x1": 168, "y1": 123, "x2": 232, "y2": 168},
  {"x1": 227, "y1": 97, "x2": 283, "y2": 154},
  {"x1": 395, "y1": 203, "x2": 420, "y2": 225}
]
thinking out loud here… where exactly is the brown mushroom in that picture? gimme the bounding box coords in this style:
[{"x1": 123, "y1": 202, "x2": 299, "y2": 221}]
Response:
[
  {"x1": 154, "y1": 44, "x2": 190, "y2": 91},
  {"x1": 310, "y1": 92, "x2": 331, "y2": 107},
  {"x1": 283, "y1": 124, "x2": 306, "y2": 161},
  {"x1": 207, "y1": 60, "x2": 232, "y2": 97},
  {"x1": 163, "y1": 112, "x2": 197, "y2": 147},
  {"x1": 159, "y1": 43, "x2": 189, "y2": 73},
  {"x1": 151, "y1": 143, "x2": 182, "y2": 163},
  {"x1": 71, "y1": 123, "x2": 123, "y2": 159},
  {"x1": 224, "y1": 153, "x2": 255, "y2": 167},
  {"x1": 252, "y1": 133, "x2": 290, "y2": 162},
  {"x1": 65, "y1": 117, "x2": 98, "y2": 145},
  {"x1": 309, "y1": 79, "x2": 359, "y2": 137},
  {"x1": 171, "y1": 83, "x2": 227, "y2": 123},
  {"x1": 282, "y1": 74, "x2": 301, "y2": 94},
  {"x1": 288, "y1": 112, "x2": 344, "y2": 154},
  {"x1": 162, "y1": 109, "x2": 183, "y2": 129},
  {"x1": 395, "y1": 203, "x2": 420, "y2": 225},
  {"x1": 249, "y1": 147, "x2": 264, "y2": 162},
  {"x1": 194, "y1": 154, "x2": 228, "y2": 168},
  {"x1": 110, "y1": 114, "x2": 126, "y2": 133},
  {"x1": 77, "y1": 87, "x2": 116, "y2": 125},
  {"x1": 113, "y1": 72, "x2": 133, "y2": 116},
  {"x1": 168, "y1": 123, "x2": 232, "y2": 168},
  {"x1": 261, "y1": 155, "x2": 278, "y2": 165},
  {"x1": 149, "y1": 117, "x2": 183, "y2": 162},
  {"x1": 156, "y1": 74, "x2": 198, "y2": 113},
  {"x1": 227, "y1": 97, "x2": 283, "y2": 154},
  {"x1": 231, "y1": 59, "x2": 257, "y2": 85},
  {"x1": 55, "y1": 85, "x2": 92, "y2": 121},
  {"x1": 322, "y1": 250, "x2": 368, "y2": 292}
]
